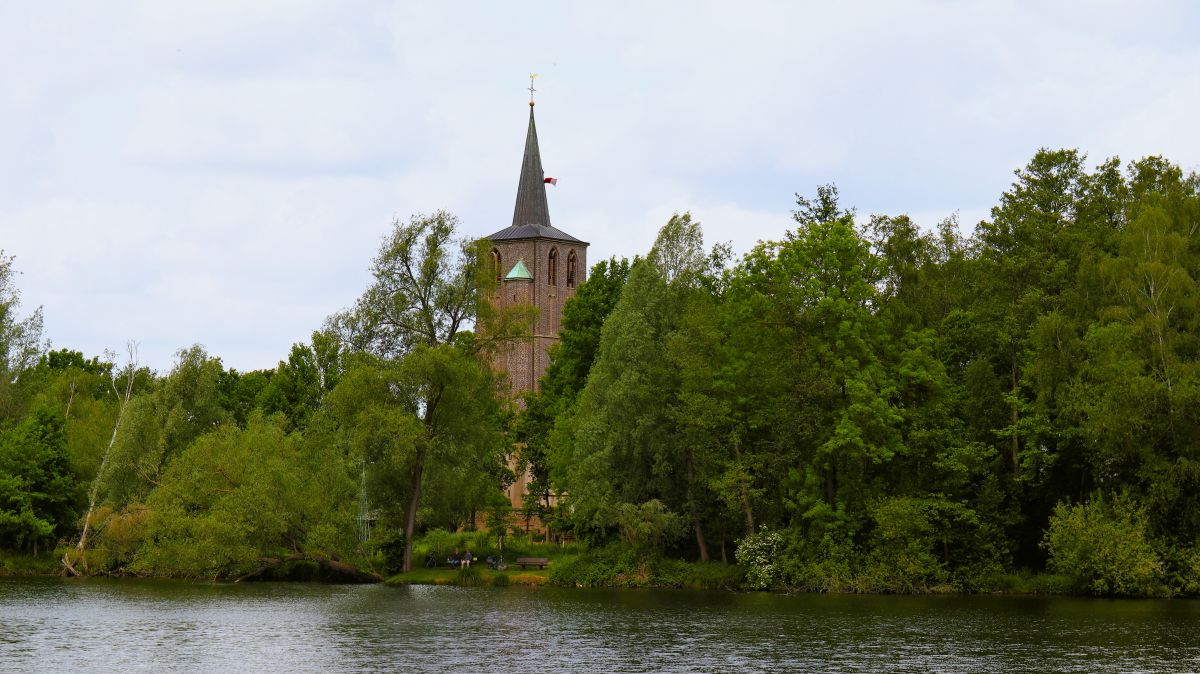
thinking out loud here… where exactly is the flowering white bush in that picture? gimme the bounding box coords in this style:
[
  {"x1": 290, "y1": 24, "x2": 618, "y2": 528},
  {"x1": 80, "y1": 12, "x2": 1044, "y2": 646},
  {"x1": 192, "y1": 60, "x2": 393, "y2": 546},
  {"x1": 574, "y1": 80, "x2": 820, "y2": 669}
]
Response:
[{"x1": 736, "y1": 527, "x2": 784, "y2": 590}]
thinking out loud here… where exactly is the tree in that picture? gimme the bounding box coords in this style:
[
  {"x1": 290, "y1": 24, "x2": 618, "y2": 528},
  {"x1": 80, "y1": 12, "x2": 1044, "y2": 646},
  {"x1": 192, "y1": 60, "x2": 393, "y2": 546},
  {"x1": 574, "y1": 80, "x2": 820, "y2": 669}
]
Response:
[
  {"x1": 94, "y1": 345, "x2": 226, "y2": 510},
  {"x1": 329, "y1": 212, "x2": 479, "y2": 357},
  {"x1": 328, "y1": 211, "x2": 520, "y2": 572},
  {"x1": 0, "y1": 409, "x2": 80, "y2": 553},
  {"x1": 515, "y1": 257, "x2": 632, "y2": 523},
  {"x1": 131, "y1": 412, "x2": 356, "y2": 579},
  {"x1": 66, "y1": 342, "x2": 139, "y2": 575},
  {"x1": 552, "y1": 214, "x2": 728, "y2": 559},
  {"x1": 0, "y1": 252, "x2": 46, "y2": 420}
]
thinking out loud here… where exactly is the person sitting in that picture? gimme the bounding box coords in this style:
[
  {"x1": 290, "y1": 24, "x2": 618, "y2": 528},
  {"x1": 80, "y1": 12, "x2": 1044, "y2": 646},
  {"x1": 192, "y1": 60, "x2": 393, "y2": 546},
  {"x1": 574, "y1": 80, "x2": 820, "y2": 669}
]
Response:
[
  {"x1": 462, "y1": 550, "x2": 473, "y2": 568},
  {"x1": 449, "y1": 550, "x2": 461, "y2": 569}
]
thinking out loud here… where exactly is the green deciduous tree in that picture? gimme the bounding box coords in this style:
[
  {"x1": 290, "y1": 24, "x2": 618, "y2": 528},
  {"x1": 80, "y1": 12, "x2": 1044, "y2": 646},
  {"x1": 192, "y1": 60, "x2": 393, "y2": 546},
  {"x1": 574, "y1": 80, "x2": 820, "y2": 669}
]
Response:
[
  {"x1": 552, "y1": 214, "x2": 728, "y2": 558},
  {"x1": 328, "y1": 211, "x2": 519, "y2": 572},
  {"x1": 0, "y1": 252, "x2": 46, "y2": 420},
  {"x1": 0, "y1": 409, "x2": 80, "y2": 553},
  {"x1": 516, "y1": 257, "x2": 631, "y2": 523},
  {"x1": 131, "y1": 412, "x2": 355, "y2": 579}
]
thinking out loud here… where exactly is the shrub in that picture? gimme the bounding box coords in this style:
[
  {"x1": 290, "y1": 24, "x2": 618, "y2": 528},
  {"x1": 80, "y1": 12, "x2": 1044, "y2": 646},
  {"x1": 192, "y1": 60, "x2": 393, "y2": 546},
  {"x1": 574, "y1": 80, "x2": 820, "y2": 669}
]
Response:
[
  {"x1": 678, "y1": 561, "x2": 746, "y2": 590},
  {"x1": 861, "y1": 497, "x2": 948, "y2": 593},
  {"x1": 780, "y1": 532, "x2": 858, "y2": 593},
  {"x1": 736, "y1": 527, "x2": 784, "y2": 590},
  {"x1": 549, "y1": 544, "x2": 636, "y2": 587},
  {"x1": 455, "y1": 565, "x2": 483, "y2": 586},
  {"x1": 1161, "y1": 545, "x2": 1200, "y2": 596},
  {"x1": 490, "y1": 572, "x2": 510, "y2": 587},
  {"x1": 616, "y1": 500, "x2": 686, "y2": 556},
  {"x1": 1043, "y1": 493, "x2": 1163, "y2": 597}
]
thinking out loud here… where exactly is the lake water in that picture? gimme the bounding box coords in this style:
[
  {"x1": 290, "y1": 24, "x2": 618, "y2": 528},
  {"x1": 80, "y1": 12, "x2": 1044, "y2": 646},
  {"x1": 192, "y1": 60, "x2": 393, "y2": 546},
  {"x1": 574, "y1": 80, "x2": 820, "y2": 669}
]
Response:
[{"x1": 2, "y1": 577, "x2": 1200, "y2": 672}]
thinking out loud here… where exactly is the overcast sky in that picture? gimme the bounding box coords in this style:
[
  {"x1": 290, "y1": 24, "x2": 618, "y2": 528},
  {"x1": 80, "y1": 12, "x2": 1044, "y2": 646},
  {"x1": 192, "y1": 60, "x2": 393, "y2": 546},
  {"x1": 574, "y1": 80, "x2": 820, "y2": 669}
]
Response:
[{"x1": 3, "y1": 1, "x2": 1198, "y2": 373}]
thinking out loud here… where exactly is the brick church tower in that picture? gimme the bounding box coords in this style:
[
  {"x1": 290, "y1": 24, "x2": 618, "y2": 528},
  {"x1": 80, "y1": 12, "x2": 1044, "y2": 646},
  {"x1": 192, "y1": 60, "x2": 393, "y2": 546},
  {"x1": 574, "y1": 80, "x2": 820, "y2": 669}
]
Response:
[
  {"x1": 485, "y1": 99, "x2": 588, "y2": 402},
  {"x1": 485, "y1": 97, "x2": 587, "y2": 512}
]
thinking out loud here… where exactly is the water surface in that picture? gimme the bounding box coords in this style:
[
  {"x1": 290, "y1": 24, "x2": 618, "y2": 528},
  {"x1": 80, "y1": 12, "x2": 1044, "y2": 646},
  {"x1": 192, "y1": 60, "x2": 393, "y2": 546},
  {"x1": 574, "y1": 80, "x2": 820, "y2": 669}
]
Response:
[{"x1": 2, "y1": 577, "x2": 1199, "y2": 672}]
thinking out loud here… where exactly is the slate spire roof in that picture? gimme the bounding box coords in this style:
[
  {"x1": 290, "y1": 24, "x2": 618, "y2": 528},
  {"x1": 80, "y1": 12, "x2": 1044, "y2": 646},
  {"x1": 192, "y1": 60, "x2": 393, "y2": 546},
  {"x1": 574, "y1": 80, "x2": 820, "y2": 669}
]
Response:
[
  {"x1": 486, "y1": 104, "x2": 586, "y2": 244},
  {"x1": 512, "y1": 106, "x2": 550, "y2": 230}
]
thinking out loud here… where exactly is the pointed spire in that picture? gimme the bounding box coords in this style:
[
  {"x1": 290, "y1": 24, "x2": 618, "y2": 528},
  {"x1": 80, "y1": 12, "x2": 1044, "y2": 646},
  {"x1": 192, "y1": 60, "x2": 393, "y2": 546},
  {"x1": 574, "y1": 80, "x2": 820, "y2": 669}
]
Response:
[{"x1": 511, "y1": 106, "x2": 551, "y2": 228}]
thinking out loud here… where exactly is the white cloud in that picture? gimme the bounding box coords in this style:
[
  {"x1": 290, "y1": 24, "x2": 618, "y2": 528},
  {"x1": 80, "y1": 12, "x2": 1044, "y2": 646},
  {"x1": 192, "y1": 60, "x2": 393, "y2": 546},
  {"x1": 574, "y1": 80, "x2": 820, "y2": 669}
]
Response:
[{"x1": 2, "y1": 1, "x2": 1199, "y2": 371}]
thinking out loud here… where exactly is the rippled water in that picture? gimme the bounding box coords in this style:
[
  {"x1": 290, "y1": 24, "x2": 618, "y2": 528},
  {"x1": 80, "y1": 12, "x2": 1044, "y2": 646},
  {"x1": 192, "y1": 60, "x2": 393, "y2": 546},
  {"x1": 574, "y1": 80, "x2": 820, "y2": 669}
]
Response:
[{"x1": 2, "y1": 577, "x2": 1200, "y2": 672}]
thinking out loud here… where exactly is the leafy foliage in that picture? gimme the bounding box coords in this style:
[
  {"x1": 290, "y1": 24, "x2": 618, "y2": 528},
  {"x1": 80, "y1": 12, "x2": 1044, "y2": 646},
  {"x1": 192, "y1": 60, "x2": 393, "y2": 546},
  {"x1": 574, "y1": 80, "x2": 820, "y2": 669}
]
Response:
[
  {"x1": 1043, "y1": 494, "x2": 1164, "y2": 596},
  {"x1": 0, "y1": 410, "x2": 80, "y2": 551},
  {"x1": 1, "y1": 153, "x2": 1199, "y2": 599}
]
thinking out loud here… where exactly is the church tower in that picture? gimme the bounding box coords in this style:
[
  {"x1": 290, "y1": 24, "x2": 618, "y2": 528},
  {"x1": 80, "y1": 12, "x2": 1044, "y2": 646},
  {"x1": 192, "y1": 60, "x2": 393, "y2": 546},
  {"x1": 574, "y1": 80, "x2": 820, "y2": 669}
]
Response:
[{"x1": 485, "y1": 96, "x2": 588, "y2": 402}]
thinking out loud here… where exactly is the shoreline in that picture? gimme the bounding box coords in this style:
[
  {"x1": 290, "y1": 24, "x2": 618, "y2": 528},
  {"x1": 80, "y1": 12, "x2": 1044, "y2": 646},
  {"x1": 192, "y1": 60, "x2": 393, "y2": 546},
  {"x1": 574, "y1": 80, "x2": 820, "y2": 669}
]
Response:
[{"x1": 4, "y1": 567, "x2": 1194, "y2": 600}]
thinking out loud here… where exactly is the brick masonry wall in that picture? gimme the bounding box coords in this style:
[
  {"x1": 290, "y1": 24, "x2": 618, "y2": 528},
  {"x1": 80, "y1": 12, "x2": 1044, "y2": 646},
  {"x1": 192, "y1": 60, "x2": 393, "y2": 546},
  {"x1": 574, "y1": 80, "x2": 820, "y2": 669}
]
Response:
[
  {"x1": 491, "y1": 237, "x2": 587, "y2": 399},
  {"x1": 489, "y1": 235, "x2": 587, "y2": 511}
]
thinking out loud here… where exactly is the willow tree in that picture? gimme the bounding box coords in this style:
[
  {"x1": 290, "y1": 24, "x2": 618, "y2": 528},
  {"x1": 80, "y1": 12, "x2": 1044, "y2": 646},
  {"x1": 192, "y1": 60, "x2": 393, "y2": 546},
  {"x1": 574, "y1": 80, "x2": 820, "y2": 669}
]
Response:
[{"x1": 327, "y1": 211, "x2": 525, "y2": 572}]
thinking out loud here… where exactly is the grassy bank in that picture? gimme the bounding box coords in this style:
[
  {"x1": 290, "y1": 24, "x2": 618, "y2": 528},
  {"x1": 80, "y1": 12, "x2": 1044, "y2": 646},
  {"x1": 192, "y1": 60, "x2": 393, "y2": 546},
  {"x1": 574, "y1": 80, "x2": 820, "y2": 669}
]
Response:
[
  {"x1": 385, "y1": 565, "x2": 553, "y2": 588},
  {"x1": 0, "y1": 552, "x2": 62, "y2": 576},
  {"x1": 385, "y1": 541, "x2": 745, "y2": 591},
  {"x1": 384, "y1": 538, "x2": 1163, "y2": 596}
]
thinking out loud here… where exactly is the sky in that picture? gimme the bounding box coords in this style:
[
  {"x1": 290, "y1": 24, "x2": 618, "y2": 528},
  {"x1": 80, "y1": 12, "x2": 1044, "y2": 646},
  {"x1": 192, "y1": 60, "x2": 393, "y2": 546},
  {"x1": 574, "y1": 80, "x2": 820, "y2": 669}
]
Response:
[{"x1": 3, "y1": 1, "x2": 1199, "y2": 373}]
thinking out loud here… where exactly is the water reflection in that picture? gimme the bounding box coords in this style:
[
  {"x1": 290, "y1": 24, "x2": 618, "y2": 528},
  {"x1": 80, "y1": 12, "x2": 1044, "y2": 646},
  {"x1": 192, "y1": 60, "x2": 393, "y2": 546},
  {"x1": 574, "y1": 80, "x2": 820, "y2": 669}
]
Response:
[{"x1": 2, "y1": 578, "x2": 1200, "y2": 672}]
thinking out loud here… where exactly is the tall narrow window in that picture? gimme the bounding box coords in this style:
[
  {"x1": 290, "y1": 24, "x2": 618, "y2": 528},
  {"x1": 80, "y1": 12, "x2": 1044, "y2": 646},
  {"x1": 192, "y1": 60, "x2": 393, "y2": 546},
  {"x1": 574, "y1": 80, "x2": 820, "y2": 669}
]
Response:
[
  {"x1": 491, "y1": 249, "x2": 502, "y2": 283},
  {"x1": 567, "y1": 250, "x2": 577, "y2": 288},
  {"x1": 548, "y1": 248, "x2": 558, "y2": 286}
]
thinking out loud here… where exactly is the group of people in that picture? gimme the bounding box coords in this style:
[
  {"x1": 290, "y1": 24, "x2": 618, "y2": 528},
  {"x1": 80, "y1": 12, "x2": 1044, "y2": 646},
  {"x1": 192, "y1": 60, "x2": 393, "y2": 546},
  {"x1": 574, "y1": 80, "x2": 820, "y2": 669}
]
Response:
[{"x1": 422, "y1": 548, "x2": 503, "y2": 570}]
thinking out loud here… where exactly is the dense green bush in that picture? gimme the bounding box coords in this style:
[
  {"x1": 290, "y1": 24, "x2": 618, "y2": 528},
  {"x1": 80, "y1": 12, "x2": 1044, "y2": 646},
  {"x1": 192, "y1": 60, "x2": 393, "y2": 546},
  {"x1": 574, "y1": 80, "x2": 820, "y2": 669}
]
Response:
[
  {"x1": 778, "y1": 533, "x2": 858, "y2": 593},
  {"x1": 549, "y1": 545, "x2": 628, "y2": 587},
  {"x1": 860, "y1": 497, "x2": 949, "y2": 593},
  {"x1": 548, "y1": 544, "x2": 742, "y2": 589},
  {"x1": 1160, "y1": 545, "x2": 1200, "y2": 596},
  {"x1": 1043, "y1": 494, "x2": 1164, "y2": 596}
]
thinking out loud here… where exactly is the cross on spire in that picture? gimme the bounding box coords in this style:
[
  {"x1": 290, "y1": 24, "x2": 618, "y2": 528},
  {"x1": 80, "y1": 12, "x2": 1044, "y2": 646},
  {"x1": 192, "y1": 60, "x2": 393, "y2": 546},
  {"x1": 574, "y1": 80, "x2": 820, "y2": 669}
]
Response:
[{"x1": 528, "y1": 73, "x2": 537, "y2": 106}]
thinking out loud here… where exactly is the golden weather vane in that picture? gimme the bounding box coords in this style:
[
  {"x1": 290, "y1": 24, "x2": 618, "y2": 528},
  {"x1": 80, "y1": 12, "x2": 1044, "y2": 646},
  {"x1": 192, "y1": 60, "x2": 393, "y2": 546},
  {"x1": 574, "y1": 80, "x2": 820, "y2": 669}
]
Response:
[{"x1": 528, "y1": 73, "x2": 537, "y2": 106}]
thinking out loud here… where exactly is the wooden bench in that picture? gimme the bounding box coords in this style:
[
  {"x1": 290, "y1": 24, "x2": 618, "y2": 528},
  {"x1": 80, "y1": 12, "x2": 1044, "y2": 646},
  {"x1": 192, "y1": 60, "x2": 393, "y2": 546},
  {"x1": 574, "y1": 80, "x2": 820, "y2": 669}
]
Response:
[{"x1": 514, "y1": 557, "x2": 550, "y2": 569}]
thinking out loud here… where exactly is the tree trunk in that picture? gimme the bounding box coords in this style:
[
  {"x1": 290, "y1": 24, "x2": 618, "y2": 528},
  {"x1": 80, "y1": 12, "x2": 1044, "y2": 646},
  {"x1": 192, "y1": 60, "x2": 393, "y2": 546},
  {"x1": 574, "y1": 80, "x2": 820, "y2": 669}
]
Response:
[
  {"x1": 401, "y1": 386, "x2": 444, "y2": 574},
  {"x1": 1010, "y1": 356, "x2": 1020, "y2": 478},
  {"x1": 401, "y1": 446, "x2": 427, "y2": 574},
  {"x1": 65, "y1": 377, "x2": 77, "y2": 419},
  {"x1": 66, "y1": 342, "x2": 138, "y2": 577},
  {"x1": 693, "y1": 520, "x2": 710, "y2": 562},
  {"x1": 733, "y1": 440, "x2": 755, "y2": 537},
  {"x1": 685, "y1": 446, "x2": 710, "y2": 561}
]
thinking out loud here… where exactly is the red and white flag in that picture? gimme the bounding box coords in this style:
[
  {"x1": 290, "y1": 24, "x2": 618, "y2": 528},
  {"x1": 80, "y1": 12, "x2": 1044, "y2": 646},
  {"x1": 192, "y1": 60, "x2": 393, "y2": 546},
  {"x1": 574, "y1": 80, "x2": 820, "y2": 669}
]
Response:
[{"x1": 544, "y1": 177, "x2": 558, "y2": 186}]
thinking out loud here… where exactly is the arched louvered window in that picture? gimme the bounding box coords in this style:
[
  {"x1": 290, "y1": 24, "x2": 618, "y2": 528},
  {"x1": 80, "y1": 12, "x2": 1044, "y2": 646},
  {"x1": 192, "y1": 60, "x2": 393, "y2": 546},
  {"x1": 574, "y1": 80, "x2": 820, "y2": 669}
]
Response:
[
  {"x1": 566, "y1": 250, "x2": 577, "y2": 288},
  {"x1": 548, "y1": 248, "x2": 558, "y2": 286},
  {"x1": 491, "y1": 249, "x2": 502, "y2": 283}
]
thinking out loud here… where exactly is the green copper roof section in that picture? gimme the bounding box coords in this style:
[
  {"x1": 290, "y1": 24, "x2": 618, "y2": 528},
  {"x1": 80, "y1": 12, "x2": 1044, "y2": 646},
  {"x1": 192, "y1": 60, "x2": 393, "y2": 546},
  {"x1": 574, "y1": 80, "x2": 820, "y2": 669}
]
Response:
[{"x1": 505, "y1": 258, "x2": 533, "y2": 280}]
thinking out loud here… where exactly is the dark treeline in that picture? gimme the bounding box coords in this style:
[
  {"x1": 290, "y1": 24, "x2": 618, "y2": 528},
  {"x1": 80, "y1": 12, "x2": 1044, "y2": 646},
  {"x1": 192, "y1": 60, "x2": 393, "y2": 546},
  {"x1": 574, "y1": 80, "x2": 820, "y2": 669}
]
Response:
[{"x1": 2, "y1": 150, "x2": 1198, "y2": 596}]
